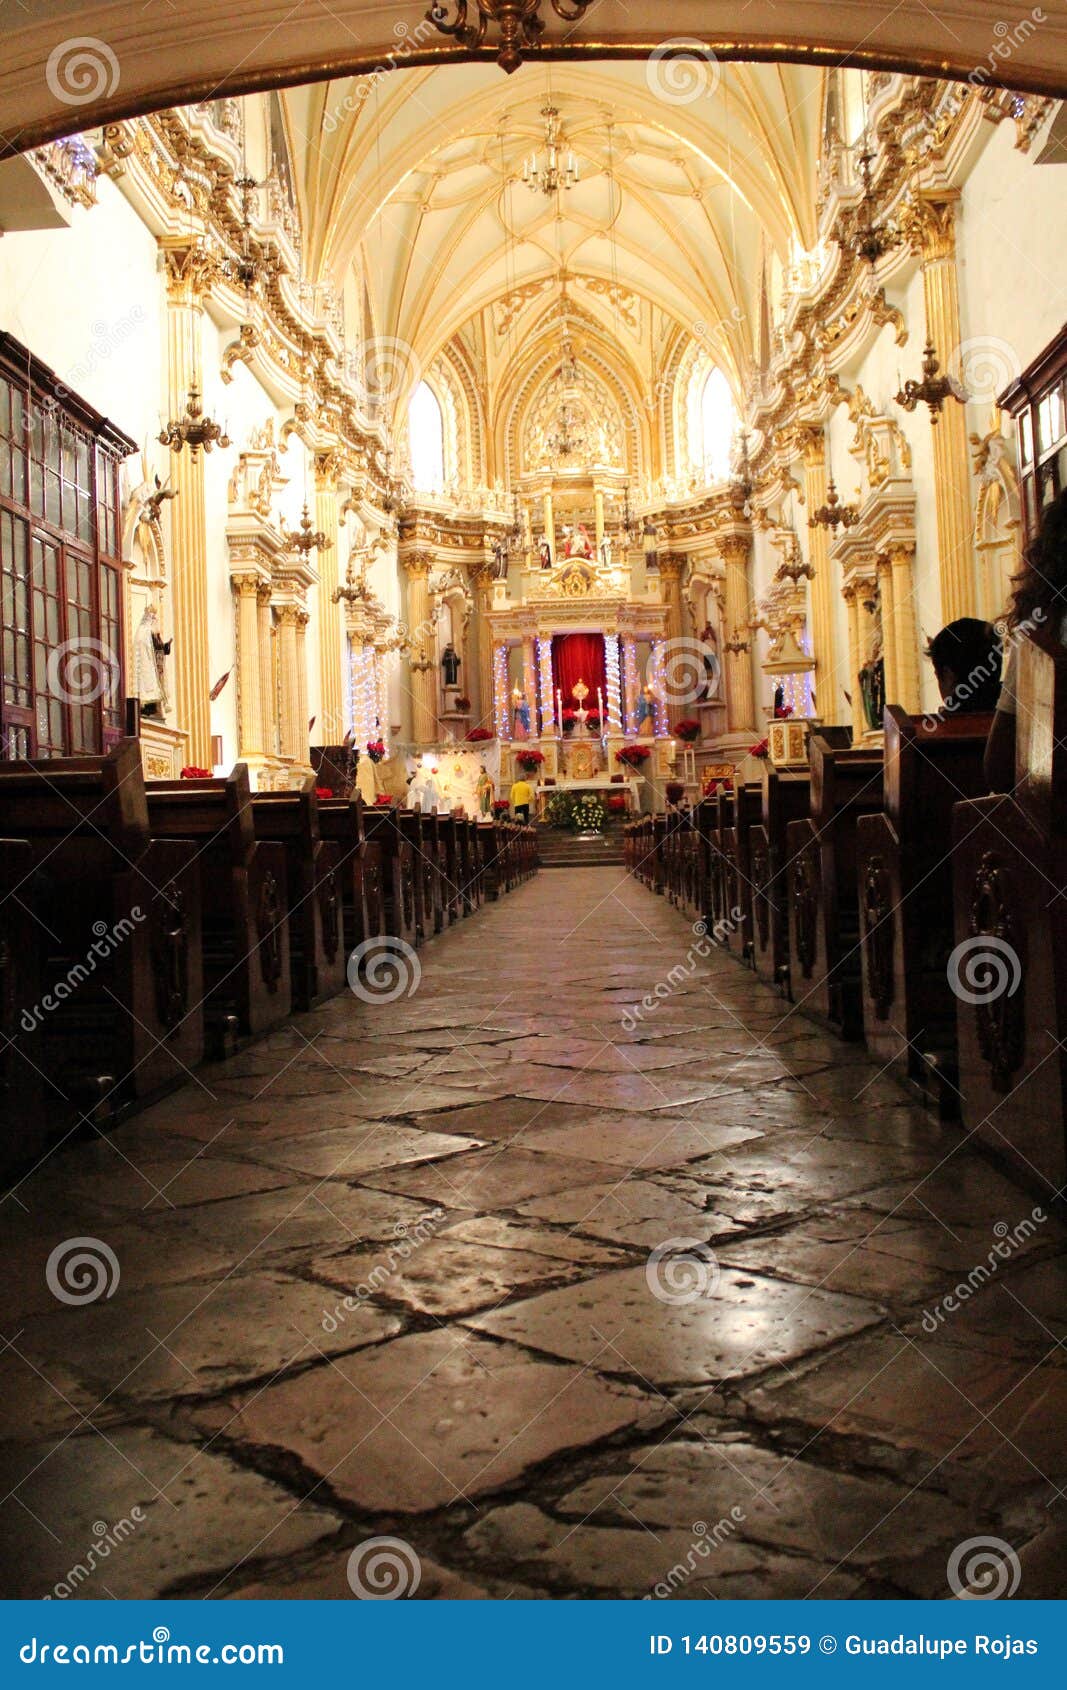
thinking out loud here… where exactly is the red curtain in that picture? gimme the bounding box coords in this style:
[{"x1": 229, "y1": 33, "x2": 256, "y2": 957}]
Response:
[{"x1": 552, "y1": 633, "x2": 607, "y2": 710}]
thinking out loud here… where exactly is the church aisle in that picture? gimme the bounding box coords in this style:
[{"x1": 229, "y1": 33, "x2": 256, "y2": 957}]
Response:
[{"x1": 2, "y1": 867, "x2": 1066, "y2": 1600}]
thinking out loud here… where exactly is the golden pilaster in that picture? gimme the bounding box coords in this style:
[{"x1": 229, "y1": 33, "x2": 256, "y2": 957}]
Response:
[
  {"x1": 232, "y1": 575, "x2": 264, "y2": 757},
  {"x1": 718, "y1": 529, "x2": 756, "y2": 734},
  {"x1": 159, "y1": 237, "x2": 217, "y2": 767},
  {"x1": 888, "y1": 542, "x2": 921, "y2": 712},
  {"x1": 842, "y1": 585, "x2": 868, "y2": 741},
  {"x1": 400, "y1": 548, "x2": 437, "y2": 745},
  {"x1": 877, "y1": 556, "x2": 900, "y2": 707},
  {"x1": 275, "y1": 604, "x2": 302, "y2": 765},
  {"x1": 256, "y1": 583, "x2": 275, "y2": 758},
  {"x1": 798, "y1": 426, "x2": 842, "y2": 723},
  {"x1": 314, "y1": 452, "x2": 345, "y2": 743},
  {"x1": 906, "y1": 191, "x2": 975, "y2": 623}
]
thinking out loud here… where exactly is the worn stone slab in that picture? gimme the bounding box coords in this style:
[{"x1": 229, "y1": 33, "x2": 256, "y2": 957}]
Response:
[
  {"x1": 517, "y1": 1176, "x2": 736, "y2": 1249},
  {"x1": 445, "y1": 1215, "x2": 631, "y2": 1267},
  {"x1": 468, "y1": 1264, "x2": 883, "y2": 1386},
  {"x1": 242, "y1": 1123, "x2": 481, "y2": 1180},
  {"x1": 209, "y1": 1328, "x2": 660, "y2": 1513},
  {"x1": 0, "y1": 1425, "x2": 342, "y2": 1599},
  {"x1": 358, "y1": 1147, "x2": 611, "y2": 1211},
  {"x1": 308, "y1": 1236, "x2": 593, "y2": 1318},
  {"x1": 410, "y1": 1098, "x2": 598, "y2": 1142},
  {"x1": 523, "y1": 1114, "x2": 762, "y2": 1171},
  {"x1": 178, "y1": 1183, "x2": 449, "y2": 1260},
  {"x1": 18, "y1": 1270, "x2": 403, "y2": 1401}
]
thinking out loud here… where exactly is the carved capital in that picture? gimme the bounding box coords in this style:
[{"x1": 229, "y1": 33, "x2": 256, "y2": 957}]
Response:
[
  {"x1": 159, "y1": 236, "x2": 219, "y2": 305},
  {"x1": 716, "y1": 531, "x2": 751, "y2": 567},
  {"x1": 399, "y1": 548, "x2": 434, "y2": 578},
  {"x1": 900, "y1": 190, "x2": 959, "y2": 261}
]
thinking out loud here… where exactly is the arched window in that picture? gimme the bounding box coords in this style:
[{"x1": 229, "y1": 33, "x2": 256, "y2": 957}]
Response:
[
  {"x1": 409, "y1": 381, "x2": 445, "y2": 491},
  {"x1": 688, "y1": 365, "x2": 736, "y2": 484}
]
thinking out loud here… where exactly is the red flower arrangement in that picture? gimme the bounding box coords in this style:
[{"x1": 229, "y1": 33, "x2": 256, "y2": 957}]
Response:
[
  {"x1": 561, "y1": 707, "x2": 577, "y2": 727},
  {"x1": 454, "y1": 695, "x2": 472, "y2": 710},
  {"x1": 466, "y1": 727, "x2": 494, "y2": 742},
  {"x1": 314, "y1": 786, "x2": 334, "y2": 800},
  {"x1": 586, "y1": 709, "x2": 601, "y2": 730},
  {"x1": 180, "y1": 765, "x2": 211, "y2": 779},
  {"x1": 365, "y1": 738, "x2": 386, "y2": 763},
  {"x1": 616, "y1": 744, "x2": 652, "y2": 767},
  {"x1": 374, "y1": 793, "x2": 395, "y2": 806},
  {"x1": 674, "y1": 718, "x2": 702, "y2": 743},
  {"x1": 749, "y1": 737, "x2": 770, "y2": 760},
  {"x1": 665, "y1": 780, "x2": 686, "y2": 805},
  {"x1": 516, "y1": 748, "x2": 545, "y2": 771},
  {"x1": 607, "y1": 793, "x2": 627, "y2": 812},
  {"x1": 492, "y1": 799, "x2": 511, "y2": 816}
]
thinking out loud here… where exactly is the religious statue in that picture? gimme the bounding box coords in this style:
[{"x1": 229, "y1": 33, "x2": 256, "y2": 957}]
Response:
[
  {"x1": 699, "y1": 621, "x2": 722, "y2": 700},
  {"x1": 512, "y1": 687, "x2": 531, "y2": 740},
  {"x1": 538, "y1": 535, "x2": 552, "y2": 570},
  {"x1": 562, "y1": 523, "x2": 594, "y2": 560},
  {"x1": 441, "y1": 643, "x2": 461, "y2": 687},
  {"x1": 476, "y1": 763, "x2": 495, "y2": 817},
  {"x1": 133, "y1": 604, "x2": 171, "y2": 719},
  {"x1": 635, "y1": 684, "x2": 656, "y2": 738},
  {"x1": 599, "y1": 532, "x2": 612, "y2": 567}
]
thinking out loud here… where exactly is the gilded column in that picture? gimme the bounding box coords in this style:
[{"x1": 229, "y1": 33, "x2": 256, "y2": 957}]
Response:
[
  {"x1": 718, "y1": 529, "x2": 756, "y2": 734},
  {"x1": 275, "y1": 605, "x2": 301, "y2": 765},
  {"x1": 888, "y1": 542, "x2": 921, "y2": 712},
  {"x1": 256, "y1": 583, "x2": 275, "y2": 758},
  {"x1": 470, "y1": 557, "x2": 495, "y2": 734},
  {"x1": 906, "y1": 191, "x2": 975, "y2": 623},
  {"x1": 543, "y1": 491, "x2": 556, "y2": 563},
  {"x1": 842, "y1": 585, "x2": 868, "y2": 741},
  {"x1": 798, "y1": 426, "x2": 842, "y2": 723},
  {"x1": 877, "y1": 556, "x2": 900, "y2": 708},
  {"x1": 159, "y1": 238, "x2": 216, "y2": 767},
  {"x1": 401, "y1": 549, "x2": 437, "y2": 745},
  {"x1": 594, "y1": 487, "x2": 605, "y2": 553},
  {"x1": 232, "y1": 575, "x2": 264, "y2": 757},
  {"x1": 314, "y1": 452, "x2": 345, "y2": 743}
]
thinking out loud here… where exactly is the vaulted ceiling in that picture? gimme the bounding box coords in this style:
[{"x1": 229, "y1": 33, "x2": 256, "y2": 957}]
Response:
[{"x1": 281, "y1": 60, "x2": 827, "y2": 407}]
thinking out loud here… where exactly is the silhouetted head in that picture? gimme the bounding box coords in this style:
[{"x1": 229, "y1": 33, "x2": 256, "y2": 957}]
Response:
[{"x1": 926, "y1": 618, "x2": 1002, "y2": 710}]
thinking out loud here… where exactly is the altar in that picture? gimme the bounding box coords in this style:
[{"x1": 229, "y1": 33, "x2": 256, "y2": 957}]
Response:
[{"x1": 535, "y1": 776, "x2": 640, "y2": 820}]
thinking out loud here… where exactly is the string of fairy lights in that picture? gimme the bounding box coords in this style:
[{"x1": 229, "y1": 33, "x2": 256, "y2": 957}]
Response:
[
  {"x1": 604, "y1": 635, "x2": 623, "y2": 734},
  {"x1": 537, "y1": 636, "x2": 555, "y2": 735},
  {"x1": 493, "y1": 643, "x2": 512, "y2": 739},
  {"x1": 621, "y1": 637, "x2": 637, "y2": 736}
]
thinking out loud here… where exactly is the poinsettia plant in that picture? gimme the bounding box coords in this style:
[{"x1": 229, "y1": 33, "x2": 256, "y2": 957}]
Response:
[
  {"x1": 492, "y1": 798, "x2": 511, "y2": 816},
  {"x1": 466, "y1": 727, "x2": 494, "y2": 742},
  {"x1": 674, "y1": 718, "x2": 702, "y2": 743},
  {"x1": 365, "y1": 738, "x2": 386, "y2": 763},
  {"x1": 516, "y1": 748, "x2": 545, "y2": 771},
  {"x1": 180, "y1": 766, "x2": 211, "y2": 779},
  {"x1": 607, "y1": 793, "x2": 628, "y2": 812},
  {"x1": 750, "y1": 737, "x2": 770, "y2": 759},
  {"x1": 454, "y1": 695, "x2": 472, "y2": 710},
  {"x1": 314, "y1": 786, "x2": 334, "y2": 800},
  {"x1": 586, "y1": 708, "x2": 601, "y2": 731},
  {"x1": 373, "y1": 793, "x2": 395, "y2": 806},
  {"x1": 616, "y1": 744, "x2": 652, "y2": 767}
]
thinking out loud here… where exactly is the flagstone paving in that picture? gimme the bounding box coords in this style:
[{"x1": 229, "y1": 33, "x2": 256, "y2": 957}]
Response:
[{"x1": 1, "y1": 868, "x2": 1065, "y2": 1600}]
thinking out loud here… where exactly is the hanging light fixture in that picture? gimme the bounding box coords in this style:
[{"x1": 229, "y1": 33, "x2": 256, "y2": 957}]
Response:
[
  {"x1": 723, "y1": 628, "x2": 750, "y2": 655},
  {"x1": 730, "y1": 429, "x2": 756, "y2": 517},
  {"x1": 426, "y1": 1, "x2": 597, "y2": 75},
  {"x1": 620, "y1": 481, "x2": 639, "y2": 548},
  {"x1": 158, "y1": 382, "x2": 231, "y2": 456},
  {"x1": 282, "y1": 503, "x2": 330, "y2": 559},
  {"x1": 809, "y1": 476, "x2": 859, "y2": 533},
  {"x1": 523, "y1": 103, "x2": 579, "y2": 195},
  {"x1": 894, "y1": 340, "x2": 968, "y2": 424},
  {"x1": 845, "y1": 148, "x2": 900, "y2": 267},
  {"x1": 775, "y1": 532, "x2": 816, "y2": 585}
]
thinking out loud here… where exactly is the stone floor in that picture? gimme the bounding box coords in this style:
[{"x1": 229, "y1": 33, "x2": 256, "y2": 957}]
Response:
[{"x1": 2, "y1": 867, "x2": 1066, "y2": 1601}]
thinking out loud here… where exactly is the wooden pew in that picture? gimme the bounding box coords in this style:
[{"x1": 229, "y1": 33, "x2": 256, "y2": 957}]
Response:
[
  {"x1": 310, "y1": 742, "x2": 359, "y2": 799},
  {"x1": 856, "y1": 706, "x2": 993, "y2": 1103},
  {"x1": 0, "y1": 739, "x2": 204, "y2": 1111},
  {"x1": 477, "y1": 820, "x2": 502, "y2": 900},
  {"x1": 950, "y1": 631, "x2": 1067, "y2": 1194},
  {"x1": 145, "y1": 764, "x2": 292, "y2": 1053},
  {"x1": 249, "y1": 784, "x2": 345, "y2": 1010},
  {"x1": 456, "y1": 817, "x2": 480, "y2": 912},
  {"x1": 719, "y1": 782, "x2": 762, "y2": 958},
  {"x1": 398, "y1": 810, "x2": 434, "y2": 943},
  {"x1": 786, "y1": 733, "x2": 883, "y2": 1036},
  {"x1": 316, "y1": 791, "x2": 377, "y2": 964},
  {"x1": 365, "y1": 807, "x2": 418, "y2": 945},
  {"x1": 0, "y1": 838, "x2": 54, "y2": 1176}
]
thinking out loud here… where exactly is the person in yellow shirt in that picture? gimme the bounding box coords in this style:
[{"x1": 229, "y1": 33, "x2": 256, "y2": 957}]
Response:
[{"x1": 509, "y1": 777, "x2": 533, "y2": 821}]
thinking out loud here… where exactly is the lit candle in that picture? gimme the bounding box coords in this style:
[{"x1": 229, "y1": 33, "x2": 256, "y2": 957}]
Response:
[
  {"x1": 556, "y1": 687, "x2": 563, "y2": 731},
  {"x1": 597, "y1": 687, "x2": 604, "y2": 731}
]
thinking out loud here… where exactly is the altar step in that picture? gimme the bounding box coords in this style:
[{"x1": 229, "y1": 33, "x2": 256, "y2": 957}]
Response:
[{"x1": 537, "y1": 820, "x2": 626, "y2": 868}]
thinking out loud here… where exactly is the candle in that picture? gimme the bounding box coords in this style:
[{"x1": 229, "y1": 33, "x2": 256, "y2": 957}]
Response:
[
  {"x1": 556, "y1": 688, "x2": 562, "y2": 731},
  {"x1": 597, "y1": 687, "x2": 604, "y2": 727}
]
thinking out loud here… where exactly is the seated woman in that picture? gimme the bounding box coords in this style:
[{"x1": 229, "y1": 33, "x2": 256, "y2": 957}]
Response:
[
  {"x1": 926, "y1": 618, "x2": 1002, "y2": 711},
  {"x1": 985, "y1": 489, "x2": 1067, "y2": 791}
]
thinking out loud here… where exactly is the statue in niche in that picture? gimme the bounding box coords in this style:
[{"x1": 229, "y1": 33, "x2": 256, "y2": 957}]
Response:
[
  {"x1": 698, "y1": 621, "x2": 722, "y2": 701},
  {"x1": 512, "y1": 688, "x2": 531, "y2": 740},
  {"x1": 441, "y1": 644, "x2": 461, "y2": 687},
  {"x1": 133, "y1": 604, "x2": 171, "y2": 719},
  {"x1": 562, "y1": 522, "x2": 594, "y2": 560},
  {"x1": 538, "y1": 535, "x2": 552, "y2": 570},
  {"x1": 599, "y1": 532, "x2": 612, "y2": 567},
  {"x1": 635, "y1": 684, "x2": 656, "y2": 738}
]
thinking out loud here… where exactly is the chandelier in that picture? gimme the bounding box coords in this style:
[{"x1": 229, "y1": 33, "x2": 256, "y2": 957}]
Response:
[
  {"x1": 730, "y1": 430, "x2": 756, "y2": 517},
  {"x1": 619, "y1": 481, "x2": 639, "y2": 548},
  {"x1": 845, "y1": 149, "x2": 900, "y2": 267},
  {"x1": 282, "y1": 503, "x2": 330, "y2": 559},
  {"x1": 723, "y1": 628, "x2": 750, "y2": 656},
  {"x1": 523, "y1": 104, "x2": 579, "y2": 195},
  {"x1": 222, "y1": 174, "x2": 278, "y2": 295},
  {"x1": 158, "y1": 383, "x2": 231, "y2": 456},
  {"x1": 894, "y1": 340, "x2": 967, "y2": 424},
  {"x1": 809, "y1": 477, "x2": 859, "y2": 533},
  {"x1": 426, "y1": 1, "x2": 596, "y2": 74},
  {"x1": 775, "y1": 533, "x2": 816, "y2": 585},
  {"x1": 546, "y1": 401, "x2": 580, "y2": 461}
]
